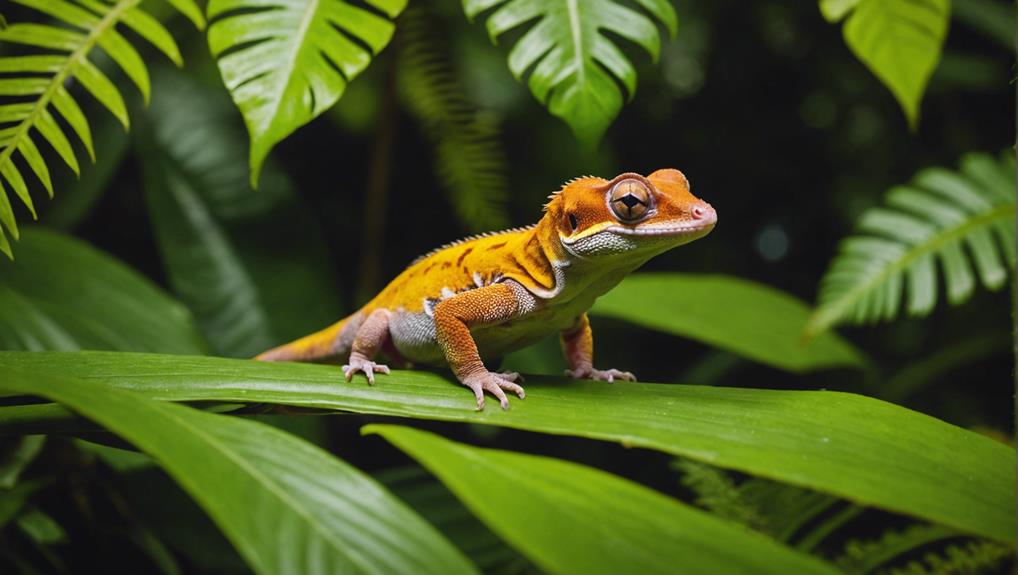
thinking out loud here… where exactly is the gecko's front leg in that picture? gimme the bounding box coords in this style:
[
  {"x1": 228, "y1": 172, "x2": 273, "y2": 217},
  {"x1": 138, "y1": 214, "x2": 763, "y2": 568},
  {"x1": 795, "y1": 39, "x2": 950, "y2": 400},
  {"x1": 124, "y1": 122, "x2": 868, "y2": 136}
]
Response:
[
  {"x1": 433, "y1": 282, "x2": 529, "y2": 410},
  {"x1": 561, "y1": 313, "x2": 636, "y2": 383}
]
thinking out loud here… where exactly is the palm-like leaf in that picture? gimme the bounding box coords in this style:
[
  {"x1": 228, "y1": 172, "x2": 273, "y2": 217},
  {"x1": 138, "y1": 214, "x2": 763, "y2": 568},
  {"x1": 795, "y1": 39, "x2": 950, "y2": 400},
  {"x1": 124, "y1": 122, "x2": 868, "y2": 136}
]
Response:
[
  {"x1": 399, "y1": 4, "x2": 509, "y2": 232},
  {"x1": 807, "y1": 153, "x2": 1016, "y2": 336},
  {"x1": 207, "y1": 0, "x2": 408, "y2": 187},
  {"x1": 0, "y1": 0, "x2": 203, "y2": 258},
  {"x1": 462, "y1": 0, "x2": 677, "y2": 143}
]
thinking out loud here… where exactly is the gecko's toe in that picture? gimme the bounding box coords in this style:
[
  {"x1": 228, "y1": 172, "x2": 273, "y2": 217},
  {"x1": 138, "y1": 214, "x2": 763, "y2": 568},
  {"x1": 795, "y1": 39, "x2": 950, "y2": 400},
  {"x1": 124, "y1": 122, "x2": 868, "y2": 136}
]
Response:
[
  {"x1": 342, "y1": 355, "x2": 390, "y2": 386},
  {"x1": 463, "y1": 372, "x2": 523, "y2": 410},
  {"x1": 496, "y1": 371, "x2": 524, "y2": 383}
]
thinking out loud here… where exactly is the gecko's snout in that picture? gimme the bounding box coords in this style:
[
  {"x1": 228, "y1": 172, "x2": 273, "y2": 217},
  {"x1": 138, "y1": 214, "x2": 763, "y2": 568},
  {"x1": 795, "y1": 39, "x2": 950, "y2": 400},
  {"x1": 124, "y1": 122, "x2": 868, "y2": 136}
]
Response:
[{"x1": 690, "y1": 201, "x2": 717, "y2": 226}]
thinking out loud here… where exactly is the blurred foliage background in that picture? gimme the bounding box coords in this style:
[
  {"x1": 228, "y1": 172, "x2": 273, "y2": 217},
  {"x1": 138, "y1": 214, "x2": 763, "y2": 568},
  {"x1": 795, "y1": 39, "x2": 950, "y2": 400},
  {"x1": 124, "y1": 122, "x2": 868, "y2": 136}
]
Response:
[{"x1": 0, "y1": 0, "x2": 1014, "y2": 572}]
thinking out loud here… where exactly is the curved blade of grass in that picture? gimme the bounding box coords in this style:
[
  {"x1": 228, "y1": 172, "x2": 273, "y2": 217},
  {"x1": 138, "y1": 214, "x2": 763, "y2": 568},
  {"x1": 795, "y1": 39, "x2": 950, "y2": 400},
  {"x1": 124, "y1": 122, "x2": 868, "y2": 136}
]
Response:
[
  {"x1": 591, "y1": 273, "x2": 866, "y2": 372},
  {"x1": 0, "y1": 364, "x2": 477, "y2": 575},
  {"x1": 366, "y1": 424, "x2": 839, "y2": 575},
  {"x1": 0, "y1": 351, "x2": 1011, "y2": 543}
]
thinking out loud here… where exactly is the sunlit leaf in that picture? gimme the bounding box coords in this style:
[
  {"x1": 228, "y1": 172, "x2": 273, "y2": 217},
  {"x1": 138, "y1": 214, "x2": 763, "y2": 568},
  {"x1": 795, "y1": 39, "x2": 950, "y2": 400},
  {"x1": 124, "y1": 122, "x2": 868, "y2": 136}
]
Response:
[
  {"x1": 368, "y1": 424, "x2": 839, "y2": 575},
  {"x1": 1, "y1": 351, "x2": 1012, "y2": 543},
  {"x1": 207, "y1": 0, "x2": 408, "y2": 186},
  {"x1": 0, "y1": 364, "x2": 477, "y2": 575}
]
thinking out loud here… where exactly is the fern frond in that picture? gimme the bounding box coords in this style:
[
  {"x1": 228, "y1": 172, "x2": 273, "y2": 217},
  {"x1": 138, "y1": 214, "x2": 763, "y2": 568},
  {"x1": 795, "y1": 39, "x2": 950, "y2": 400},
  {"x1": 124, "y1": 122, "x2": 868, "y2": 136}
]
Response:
[
  {"x1": 807, "y1": 152, "x2": 1016, "y2": 336},
  {"x1": 836, "y1": 524, "x2": 962, "y2": 574},
  {"x1": 398, "y1": 4, "x2": 509, "y2": 233},
  {"x1": 0, "y1": 0, "x2": 203, "y2": 258},
  {"x1": 671, "y1": 459, "x2": 768, "y2": 531},
  {"x1": 889, "y1": 540, "x2": 1012, "y2": 575}
]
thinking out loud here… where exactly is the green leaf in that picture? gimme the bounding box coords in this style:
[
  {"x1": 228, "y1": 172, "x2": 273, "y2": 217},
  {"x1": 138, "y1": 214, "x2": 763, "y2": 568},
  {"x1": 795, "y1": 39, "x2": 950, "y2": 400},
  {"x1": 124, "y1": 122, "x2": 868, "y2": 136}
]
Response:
[
  {"x1": 591, "y1": 273, "x2": 866, "y2": 372},
  {"x1": 367, "y1": 424, "x2": 838, "y2": 574},
  {"x1": 0, "y1": 365, "x2": 477, "y2": 575},
  {"x1": 0, "y1": 0, "x2": 203, "y2": 257},
  {"x1": 138, "y1": 68, "x2": 344, "y2": 358},
  {"x1": 207, "y1": 0, "x2": 408, "y2": 187},
  {"x1": 820, "y1": 0, "x2": 949, "y2": 128},
  {"x1": 0, "y1": 229, "x2": 206, "y2": 353},
  {"x1": 2, "y1": 351, "x2": 1012, "y2": 543},
  {"x1": 808, "y1": 153, "x2": 1016, "y2": 336},
  {"x1": 376, "y1": 465, "x2": 530, "y2": 573},
  {"x1": 0, "y1": 435, "x2": 45, "y2": 488},
  {"x1": 463, "y1": 0, "x2": 677, "y2": 143}
]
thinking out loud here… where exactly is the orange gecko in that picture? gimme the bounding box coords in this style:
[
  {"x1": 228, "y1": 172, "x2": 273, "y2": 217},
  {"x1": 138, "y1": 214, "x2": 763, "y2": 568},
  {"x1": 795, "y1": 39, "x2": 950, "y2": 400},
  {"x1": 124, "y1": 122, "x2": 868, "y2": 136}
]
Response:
[{"x1": 257, "y1": 169, "x2": 717, "y2": 410}]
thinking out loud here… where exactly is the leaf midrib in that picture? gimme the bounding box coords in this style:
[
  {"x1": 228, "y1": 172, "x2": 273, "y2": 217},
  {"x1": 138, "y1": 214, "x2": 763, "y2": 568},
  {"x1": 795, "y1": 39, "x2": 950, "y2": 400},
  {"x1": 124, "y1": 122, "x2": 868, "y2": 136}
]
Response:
[
  {"x1": 810, "y1": 202, "x2": 1015, "y2": 334},
  {"x1": 0, "y1": 0, "x2": 139, "y2": 184},
  {"x1": 264, "y1": 0, "x2": 320, "y2": 128},
  {"x1": 564, "y1": 0, "x2": 585, "y2": 85}
]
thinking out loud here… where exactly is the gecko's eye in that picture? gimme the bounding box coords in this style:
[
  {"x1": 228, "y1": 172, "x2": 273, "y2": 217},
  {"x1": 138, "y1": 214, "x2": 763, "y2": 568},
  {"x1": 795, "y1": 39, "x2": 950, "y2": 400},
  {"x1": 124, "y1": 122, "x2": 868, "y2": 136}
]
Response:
[
  {"x1": 608, "y1": 179, "x2": 652, "y2": 223},
  {"x1": 568, "y1": 213, "x2": 579, "y2": 231}
]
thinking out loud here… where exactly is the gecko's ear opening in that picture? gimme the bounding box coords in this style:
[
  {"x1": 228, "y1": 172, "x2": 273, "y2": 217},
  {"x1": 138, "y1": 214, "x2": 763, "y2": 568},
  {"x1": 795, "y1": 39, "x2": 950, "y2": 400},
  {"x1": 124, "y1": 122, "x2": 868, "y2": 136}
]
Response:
[{"x1": 608, "y1": 179, "x2": 653, "y2": 223}]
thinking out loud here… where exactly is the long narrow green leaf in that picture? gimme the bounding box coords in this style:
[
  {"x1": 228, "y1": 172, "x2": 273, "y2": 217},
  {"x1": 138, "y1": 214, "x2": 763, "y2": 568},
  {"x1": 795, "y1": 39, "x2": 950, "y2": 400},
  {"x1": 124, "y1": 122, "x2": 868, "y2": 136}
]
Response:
[
  {"x1": 0, "y1": 351, "x2": 1012, "y2": 543},
  {"x1": 0, "y1": 229, "x2": 206, "y2": 353},
  {"x1": 0, "y1": 365, "x2": 477, "y2": 575},
  {"x1": 368, "y1": 424, "x2": 838, "y2": 575},
  {"x1": 591, "y1": 273, "x2": 866, "y2": 372},
  {"x1": 139, "y1": 68, "x2": 345, "y2": 357}
]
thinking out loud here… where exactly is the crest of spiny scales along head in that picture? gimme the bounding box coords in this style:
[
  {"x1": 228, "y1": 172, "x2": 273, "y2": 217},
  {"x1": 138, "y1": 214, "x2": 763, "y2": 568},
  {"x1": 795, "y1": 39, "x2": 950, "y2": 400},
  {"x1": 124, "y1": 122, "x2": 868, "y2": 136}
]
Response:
[
  {"x1": 409, "y1": 225, "x2": 537, "y2": 266},
  {"x1": 543, "y1": 175, "x2": 600, "y2": 211}
]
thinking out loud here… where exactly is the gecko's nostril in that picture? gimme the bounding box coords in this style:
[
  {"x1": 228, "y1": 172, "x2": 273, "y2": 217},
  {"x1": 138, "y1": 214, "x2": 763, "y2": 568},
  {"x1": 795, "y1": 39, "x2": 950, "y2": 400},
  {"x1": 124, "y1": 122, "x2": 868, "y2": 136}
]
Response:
[{"x1": 692, "y1": 206, "x2": 706, "y2": 219}]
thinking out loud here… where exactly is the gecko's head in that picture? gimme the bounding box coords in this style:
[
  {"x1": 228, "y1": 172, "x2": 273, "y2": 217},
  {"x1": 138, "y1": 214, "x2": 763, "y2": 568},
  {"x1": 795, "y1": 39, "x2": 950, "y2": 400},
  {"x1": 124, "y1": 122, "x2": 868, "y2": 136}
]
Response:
[{"x1": 547, "y1": 169, "x2": 717, "y2": 259}]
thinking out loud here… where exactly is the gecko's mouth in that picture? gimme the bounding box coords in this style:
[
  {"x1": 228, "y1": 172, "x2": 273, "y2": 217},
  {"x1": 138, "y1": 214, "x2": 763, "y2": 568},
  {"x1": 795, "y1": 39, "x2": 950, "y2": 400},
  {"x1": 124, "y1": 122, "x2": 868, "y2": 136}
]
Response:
[{"x1": 606, "y1": 220, "x2": 716, "y2": 238}]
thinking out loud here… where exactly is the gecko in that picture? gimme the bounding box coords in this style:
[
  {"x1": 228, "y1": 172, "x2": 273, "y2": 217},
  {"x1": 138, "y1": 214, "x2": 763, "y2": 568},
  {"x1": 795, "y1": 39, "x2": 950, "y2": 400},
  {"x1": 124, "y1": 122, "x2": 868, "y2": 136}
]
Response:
[{"x1": 256, "y1": 169, "x2": 717, "y2": 410}]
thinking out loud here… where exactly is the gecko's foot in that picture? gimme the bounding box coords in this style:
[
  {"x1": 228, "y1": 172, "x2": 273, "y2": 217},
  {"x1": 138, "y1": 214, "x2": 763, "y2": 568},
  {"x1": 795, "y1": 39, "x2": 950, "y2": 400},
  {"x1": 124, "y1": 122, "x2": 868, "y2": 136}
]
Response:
[
  {"x1": 342, "y1": 352, "x2": 390, "y2": 385},
  {"x1": 462, "y1": 371, "x2": 526, "y2": 411},
  {"x1": 495, "y1": 371, "x2": 524, "y2": 383},
  {"x1": 565, "y1": 366, "x2": 637, "y2": 383}
]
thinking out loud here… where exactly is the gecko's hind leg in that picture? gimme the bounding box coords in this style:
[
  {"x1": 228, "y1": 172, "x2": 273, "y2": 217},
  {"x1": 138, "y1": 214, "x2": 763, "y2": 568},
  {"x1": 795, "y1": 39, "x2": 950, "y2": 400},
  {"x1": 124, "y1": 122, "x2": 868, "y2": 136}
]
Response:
[{"x1": 342, "y1": 308, "x2": 391, "y2": 385}]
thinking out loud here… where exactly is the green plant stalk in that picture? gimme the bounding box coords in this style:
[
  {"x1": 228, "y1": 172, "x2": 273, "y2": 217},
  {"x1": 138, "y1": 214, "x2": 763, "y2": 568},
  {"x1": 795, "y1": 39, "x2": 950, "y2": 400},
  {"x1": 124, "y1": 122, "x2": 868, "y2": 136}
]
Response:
[{"x1": 808, "y1": 203, "x2": 1016, "y2": 335}]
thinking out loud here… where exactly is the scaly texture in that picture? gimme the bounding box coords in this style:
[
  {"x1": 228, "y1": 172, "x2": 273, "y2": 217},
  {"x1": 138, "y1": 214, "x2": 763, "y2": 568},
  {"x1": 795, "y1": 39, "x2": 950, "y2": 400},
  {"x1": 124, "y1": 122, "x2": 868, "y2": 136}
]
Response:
[{"x1": 257, "y1": 169, "x2": 717, "y2": 409}]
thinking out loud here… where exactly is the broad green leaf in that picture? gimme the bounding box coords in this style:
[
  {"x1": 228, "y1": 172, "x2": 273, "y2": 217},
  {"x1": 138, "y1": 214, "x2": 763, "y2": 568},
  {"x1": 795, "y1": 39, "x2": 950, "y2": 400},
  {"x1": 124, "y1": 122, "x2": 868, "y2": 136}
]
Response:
[
  {"x1": 368, "y1": 425, "x2": 838, "y2": 575},
  {"x1": 820, "y1": 0, "x2": 949, "y2": 127},
  {"x1": 376, "y1": 465, "x2": 529, "y2": 573},
  {"x1": 0, "y1": 229, "x2": 206, "y2": 353},
  {"x1": 0, "y1": 0, "x2": 202, "y2": 257},
  {"x1": 139, "y1": 69, "x2": 344, "y2": 358},
  {"x1": 207, "y1": 0, "x2": 408, "y2": 186},
  {"x1": 591, "y1": 273, "x2": 866, "y2": 372},
  {"x1": 1, "y1": 351, "x2": 1012, "y2": 542},
  {"x1": 0, "y1": 365, "x2": 477, "y2": 575},
  {"x1": 464, "y1": 0, "x2": 677, "y2": 143},
  {"x1": 808, "y1": 153, "x2": 1016, "y2": 336}
]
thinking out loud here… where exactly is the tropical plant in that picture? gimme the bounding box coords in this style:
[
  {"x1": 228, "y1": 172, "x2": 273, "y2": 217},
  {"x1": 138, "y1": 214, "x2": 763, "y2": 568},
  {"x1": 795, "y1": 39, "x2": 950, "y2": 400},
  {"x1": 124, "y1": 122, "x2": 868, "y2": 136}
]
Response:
[
  {"x1": 0, "y1": 0, "x2": 202, "y2": 257},
  {"x1": 807, "y1": 152, "x2": 1015, "y2": 336},
  {"x1": 462, "y1": 0, "x2": 677, "y2": 142},
  {"x1": 820, "y1": 0, "x2": 950, "y2": 128},
  {"x1": 206, "y1": 0, "x2": 408, "y2": 185},
  {"x1": 398, "y1": 3, "x2": 510, "y2": 233}
]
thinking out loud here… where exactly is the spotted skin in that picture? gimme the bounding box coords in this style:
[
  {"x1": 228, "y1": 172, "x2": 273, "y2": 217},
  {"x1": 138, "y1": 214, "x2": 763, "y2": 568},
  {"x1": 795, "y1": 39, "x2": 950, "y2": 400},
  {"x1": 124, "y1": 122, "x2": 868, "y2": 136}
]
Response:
[{"x1": 257, "y1": 169, "x2": 717, "y2": 409}]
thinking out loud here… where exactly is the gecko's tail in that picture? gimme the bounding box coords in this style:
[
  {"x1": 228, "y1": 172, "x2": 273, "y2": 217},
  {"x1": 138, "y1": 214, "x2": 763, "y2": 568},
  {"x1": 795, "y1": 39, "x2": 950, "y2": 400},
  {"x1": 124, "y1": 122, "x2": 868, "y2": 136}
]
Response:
[{"x1": 254, "y1": 315, "x2": 354, "y2": 362}]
